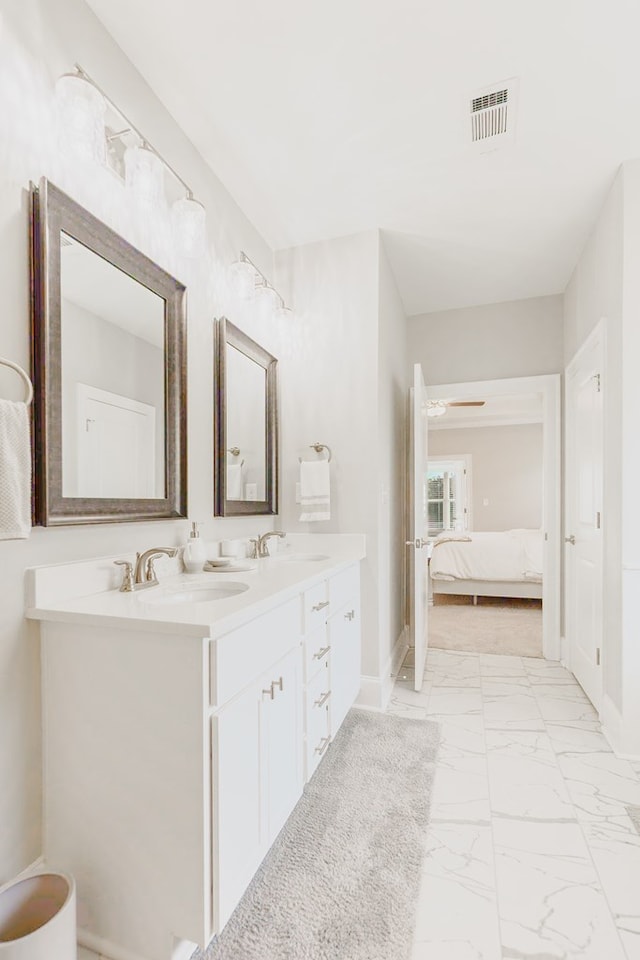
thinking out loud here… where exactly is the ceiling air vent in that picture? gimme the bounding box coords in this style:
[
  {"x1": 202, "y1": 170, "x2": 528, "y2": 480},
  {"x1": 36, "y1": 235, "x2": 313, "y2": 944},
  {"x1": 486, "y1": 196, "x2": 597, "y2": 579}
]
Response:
[{"x1": 470, "y1": 80, "x2": 518, "y2": 150}]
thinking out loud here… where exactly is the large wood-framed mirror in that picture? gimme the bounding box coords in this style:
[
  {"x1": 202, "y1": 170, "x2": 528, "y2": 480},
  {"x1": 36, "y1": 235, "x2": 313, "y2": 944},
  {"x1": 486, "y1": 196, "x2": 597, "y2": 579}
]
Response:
[
  {"x1": 30, "y1": 178, "x2": 187, "y2": 525},
  {"x1": 214, "y1": 317, "x2": 278, "y2": 516}
]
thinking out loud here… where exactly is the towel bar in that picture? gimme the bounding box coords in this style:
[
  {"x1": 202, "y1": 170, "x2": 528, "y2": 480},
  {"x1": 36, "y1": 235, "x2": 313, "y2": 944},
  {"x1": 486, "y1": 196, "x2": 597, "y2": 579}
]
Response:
[
  {"x1": 0, "y1": 356, "x2": 33, "y2": 405},
  {"x1": 298, "y1": 443, "x2": 332, "y2": 463}
]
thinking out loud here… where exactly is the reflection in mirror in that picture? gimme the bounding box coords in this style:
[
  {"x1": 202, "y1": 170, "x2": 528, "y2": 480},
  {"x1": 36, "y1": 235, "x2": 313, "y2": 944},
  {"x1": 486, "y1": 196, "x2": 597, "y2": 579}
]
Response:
[
  {"x1": 214, "y1": 317, "x2": 278, "y2": 516},
  {"x1": 31, "y1": 178, "x2": 187, "y2": 525},
  {"x1": 60, "y1": 233, "x2": 166, "y2": 499},
  {"x1": 225, "y1": 344, "x2": 266, "y2": 500}
]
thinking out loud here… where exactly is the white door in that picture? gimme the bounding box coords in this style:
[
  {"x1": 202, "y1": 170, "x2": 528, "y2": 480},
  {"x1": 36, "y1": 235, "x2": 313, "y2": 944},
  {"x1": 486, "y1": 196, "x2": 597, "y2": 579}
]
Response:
[
  {"x1": 262, "y1": 647, "x2": 303, "y2": 840},
  {"x1": 76, "y1": 384, "x2": 156, "y2": 498},
  {"x1": 565, "y1": 323, "x2": 604, "y2": 708},
  {"x1": 408, "y1": 363, "x2": 429, "y2": 692}
]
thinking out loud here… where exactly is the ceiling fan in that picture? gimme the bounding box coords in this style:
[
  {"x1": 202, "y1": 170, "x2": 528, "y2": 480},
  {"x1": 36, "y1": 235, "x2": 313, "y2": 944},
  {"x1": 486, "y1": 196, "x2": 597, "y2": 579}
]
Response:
[{"x1": 426, "y1": 399, "x2": 486, "y2": 418}]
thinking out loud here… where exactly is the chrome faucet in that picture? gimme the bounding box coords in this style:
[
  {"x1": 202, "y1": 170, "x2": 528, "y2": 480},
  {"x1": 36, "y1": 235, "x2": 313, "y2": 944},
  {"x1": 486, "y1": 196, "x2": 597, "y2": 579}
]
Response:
[
  {"x1": 114, "y1": 546, "x2": 178, "y2": 592},
  {"x1": 249, "y1": 531, "x2": 286, "y2": 559}
]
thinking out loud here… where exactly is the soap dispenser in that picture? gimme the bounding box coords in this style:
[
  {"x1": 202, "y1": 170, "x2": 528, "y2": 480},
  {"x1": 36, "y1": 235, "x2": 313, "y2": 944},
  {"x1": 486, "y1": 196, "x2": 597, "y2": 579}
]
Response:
[{"x1": 183, "y1": 522, "x2": 206, "y2": 573}]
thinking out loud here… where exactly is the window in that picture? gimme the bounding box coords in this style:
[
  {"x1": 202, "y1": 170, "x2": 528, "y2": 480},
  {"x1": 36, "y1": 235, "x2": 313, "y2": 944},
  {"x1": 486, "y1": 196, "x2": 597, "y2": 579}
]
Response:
[{"x1": 426, "y1": 457, "x2": 471, "y2": 536}]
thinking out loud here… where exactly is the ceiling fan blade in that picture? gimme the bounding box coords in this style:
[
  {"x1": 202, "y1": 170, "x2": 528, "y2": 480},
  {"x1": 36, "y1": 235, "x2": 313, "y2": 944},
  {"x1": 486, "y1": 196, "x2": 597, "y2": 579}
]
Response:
[{"x1": 447, "y1": 401, "x2": 486, "y2": 407}]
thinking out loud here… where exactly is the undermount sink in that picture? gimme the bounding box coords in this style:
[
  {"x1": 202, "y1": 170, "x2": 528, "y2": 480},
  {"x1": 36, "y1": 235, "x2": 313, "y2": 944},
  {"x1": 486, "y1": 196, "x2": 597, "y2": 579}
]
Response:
[
  {"x1": 275, "y1": 553, "x2": 330, "y2": 562},
  {"x1": 139, "y1": 581, "x2": 249, "y2": 604}
]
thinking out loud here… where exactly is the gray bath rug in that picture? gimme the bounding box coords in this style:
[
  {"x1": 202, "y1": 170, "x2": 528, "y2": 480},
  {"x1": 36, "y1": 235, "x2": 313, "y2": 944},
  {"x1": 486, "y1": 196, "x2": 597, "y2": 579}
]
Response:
[
  {"x1": 627, "y1": 805, "x2": 640, "y2": 835},
  {"x1": 196, "y1": 708, "x2": 440, "y2": 960}
]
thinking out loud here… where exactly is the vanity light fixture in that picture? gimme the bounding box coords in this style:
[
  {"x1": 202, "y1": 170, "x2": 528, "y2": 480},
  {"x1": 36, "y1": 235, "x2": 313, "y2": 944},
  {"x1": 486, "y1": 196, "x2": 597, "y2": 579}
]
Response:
[
  {"x1": 233, "y1": 251, "x2": 292, "y2": 316},
  {"x1": 55, "y1": 65, "x2": 207, "y2": 257},
  {"x1": 426, "y1": 400, "x2": 447, "y2": 418},
  {"x1": 55, "y1": 70, "x2": 107, "y2": 165}
]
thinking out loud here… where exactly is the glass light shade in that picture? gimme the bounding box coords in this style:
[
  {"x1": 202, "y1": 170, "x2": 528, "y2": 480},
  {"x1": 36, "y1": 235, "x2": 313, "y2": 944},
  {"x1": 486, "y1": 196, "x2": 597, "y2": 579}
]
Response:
[
  {"x1": 229, "y1": 258, "x2": 257, "y2": 299},
  {"x1": 124, "y1": 143, "x2": 165, "y2": 207},
  {"x1": 172, "y1": 195, "x2": 206, "y2": 258},
  {"x1": 257, "y1": 281, "x2": 282, "y2": 311},
  {"x1": 427, "y1": 401, "x2": 447, "y2": 418},
  {"x1": 56, "y1": 73, "x2": 106, "y2": 164}
]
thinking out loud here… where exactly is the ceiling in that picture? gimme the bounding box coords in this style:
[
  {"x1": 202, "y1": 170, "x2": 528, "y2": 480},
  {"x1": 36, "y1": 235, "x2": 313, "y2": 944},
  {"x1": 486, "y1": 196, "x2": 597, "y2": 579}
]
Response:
[{"x1": 85, "y1": 0, "x2": 640, "y2": 316}]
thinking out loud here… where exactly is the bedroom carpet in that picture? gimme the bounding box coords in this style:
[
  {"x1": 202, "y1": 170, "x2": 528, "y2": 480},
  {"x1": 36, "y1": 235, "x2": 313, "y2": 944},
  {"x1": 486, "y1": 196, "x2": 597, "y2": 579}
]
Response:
[
  {"x1": 196, "y1": 709, "x2": 440, "y2": 960},
  {"x1": 428, "y1": 596, "x2": 543, "y2": 657}
]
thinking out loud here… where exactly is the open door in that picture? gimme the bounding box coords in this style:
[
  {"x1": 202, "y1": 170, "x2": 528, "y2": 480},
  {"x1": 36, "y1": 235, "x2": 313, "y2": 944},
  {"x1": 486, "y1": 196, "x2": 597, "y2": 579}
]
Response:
[{"x1": 408, "y1": 363, "x2": 429, "y2": 692}]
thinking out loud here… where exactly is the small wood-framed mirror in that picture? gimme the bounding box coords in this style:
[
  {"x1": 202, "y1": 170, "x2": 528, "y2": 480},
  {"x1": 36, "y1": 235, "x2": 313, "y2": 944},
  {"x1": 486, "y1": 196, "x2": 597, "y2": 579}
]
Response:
[
  {"x1": 214, "y1": 317, "x2": 278, "y2": 516},
  {"x1": 30, "y1": 178, "x2": 187, "y2": 525}
]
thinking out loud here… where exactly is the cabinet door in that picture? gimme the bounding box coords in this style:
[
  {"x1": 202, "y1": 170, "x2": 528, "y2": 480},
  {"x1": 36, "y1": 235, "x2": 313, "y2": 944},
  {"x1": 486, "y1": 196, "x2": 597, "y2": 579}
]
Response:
[
  {"x1": 262, "y1": 646, "x2": 303, "y2": 839},
  {"x1": 212, "y1": 684, "x2": 265, "y2": 929},
  {"x1": 328, "y1": 602, "x2": 361, "y2": 732}
]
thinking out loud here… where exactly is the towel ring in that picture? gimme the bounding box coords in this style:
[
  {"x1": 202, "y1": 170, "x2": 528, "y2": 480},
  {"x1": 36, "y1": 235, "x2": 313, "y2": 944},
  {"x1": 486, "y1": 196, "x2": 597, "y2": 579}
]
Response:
[
  {"x1": 0, "y1": 356, "x2": 33, "y2": 405},
  {"x1": 298, "y1": 443, "x2": 332, "y2": 463}
]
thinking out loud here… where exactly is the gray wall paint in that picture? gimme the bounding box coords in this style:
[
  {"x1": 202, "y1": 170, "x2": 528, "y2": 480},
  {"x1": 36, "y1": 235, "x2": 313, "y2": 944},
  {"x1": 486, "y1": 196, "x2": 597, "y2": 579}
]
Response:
[
  {"x1": 409, "y1": 294, "x2": 564, "y2": 385},
  {"x1": 429, "y1": 424, "x2": 543, "y2": 532}
]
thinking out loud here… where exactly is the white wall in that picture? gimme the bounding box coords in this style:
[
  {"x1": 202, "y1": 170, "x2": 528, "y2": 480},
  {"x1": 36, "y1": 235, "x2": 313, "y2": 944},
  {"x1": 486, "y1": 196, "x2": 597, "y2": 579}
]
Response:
[
  {"x1": 276, "y1": 232, "x2": 381, "y2": 675},
  {"x1": 0, "y1": 0, "x2": 295, "y2": 885},
  {"x1": 409, "y1": 294, "x2": 564, "y2": 385},
  {"x1": 377, "y1": 240, "x2": 408, "y2": 670},
  {"x1": 429, "y1": 424, "x2": 543, "y2": 531}
]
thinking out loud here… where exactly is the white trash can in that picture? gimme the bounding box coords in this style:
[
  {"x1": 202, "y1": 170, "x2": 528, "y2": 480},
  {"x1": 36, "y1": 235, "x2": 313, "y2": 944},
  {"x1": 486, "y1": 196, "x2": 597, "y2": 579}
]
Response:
[{"x1": 0, "y1": 872, "x2": 76, "y2": 960}]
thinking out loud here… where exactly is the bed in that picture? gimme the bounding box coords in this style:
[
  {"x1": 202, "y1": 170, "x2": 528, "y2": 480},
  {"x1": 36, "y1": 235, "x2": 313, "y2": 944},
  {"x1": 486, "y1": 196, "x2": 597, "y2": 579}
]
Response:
[{"x1": 429, "y1": 529, "x2": 543, "y2": 603}]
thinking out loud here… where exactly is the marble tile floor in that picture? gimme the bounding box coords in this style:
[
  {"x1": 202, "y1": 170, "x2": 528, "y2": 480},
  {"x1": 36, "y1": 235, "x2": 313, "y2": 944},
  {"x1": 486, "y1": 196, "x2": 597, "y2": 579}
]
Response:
[{"x1": 389, "y1": 648, "x2": 640, "y2": 960}]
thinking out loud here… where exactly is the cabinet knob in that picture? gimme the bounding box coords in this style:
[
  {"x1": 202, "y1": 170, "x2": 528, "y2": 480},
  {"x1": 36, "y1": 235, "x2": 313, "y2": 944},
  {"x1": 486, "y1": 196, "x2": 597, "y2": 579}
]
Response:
[
  {"x1": 314, "y1": 736, "x2": 331, "y2": 756},
  {"x1": 262, "y1": 686, "x2": 275, "y2": 700},
  {"x1": 344, "y1": 610, "x2": 355, "y2": 621},
  {"x1": 314, "y1": 690, "x2": 331, "y2": 708},
  {"x1": 313, "y1": 645, "x2": 331, "y2": 661},
  {"x1": 312, "y1": 600, "x2": 330, "y2": 612},
  {"x1": 262, "y1": 677, "x2": 284, "y2": 700}
]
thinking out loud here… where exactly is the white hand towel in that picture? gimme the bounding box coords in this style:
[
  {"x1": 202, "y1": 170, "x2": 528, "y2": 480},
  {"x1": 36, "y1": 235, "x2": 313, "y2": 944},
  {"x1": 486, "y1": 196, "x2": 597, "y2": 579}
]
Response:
[
  {"x1": 0, "y1": 399, "x2": 31, "y2": 540},
  {"x1": 299, "y1": 460, "x2": 330, "y2": 522},
  {"x1": 226, "y1": 463, "x2": 244, "y2": 500}
]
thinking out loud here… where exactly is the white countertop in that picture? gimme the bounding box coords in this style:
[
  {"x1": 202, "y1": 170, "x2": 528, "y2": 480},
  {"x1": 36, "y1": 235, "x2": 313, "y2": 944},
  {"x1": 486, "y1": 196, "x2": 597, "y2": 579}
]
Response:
[{"x1": 26, "y1": 534, "x2": 366, "y2": 639}]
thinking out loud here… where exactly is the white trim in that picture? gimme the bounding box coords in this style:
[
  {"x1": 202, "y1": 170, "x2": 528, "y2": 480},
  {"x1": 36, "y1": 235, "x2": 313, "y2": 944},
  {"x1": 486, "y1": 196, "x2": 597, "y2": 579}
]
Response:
[
  {"x1": 356, "y1": 627, "x2": 409, "y2": 711},
  {"x1": 428, "y1": 374, "x2": 562, "y2": 661},
  {"x1": 429, "y1": 415, "x2": 543, "y2": 430}
]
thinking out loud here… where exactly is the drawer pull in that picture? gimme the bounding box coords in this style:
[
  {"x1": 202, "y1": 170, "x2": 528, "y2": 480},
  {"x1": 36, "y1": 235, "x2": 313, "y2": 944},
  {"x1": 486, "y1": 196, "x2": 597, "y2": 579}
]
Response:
[
  {"x1": 262, "y1": 676, "x2": 284, "y2": 700},
  {"x1": 313, "y1": 645, "x2": 331, "y2": 661},
  {"x1": 344, "y1": 610, "x2": 355, "y2": 621},
  {"x1": 312, "y1": 600, "x2": 330, "y2": 612},
  {"x1": 314, "y1": 690, "x2": 331, "y2": 708},
  {"x1": 315, "y1": 736, "x2": 331, "y2": 756}
]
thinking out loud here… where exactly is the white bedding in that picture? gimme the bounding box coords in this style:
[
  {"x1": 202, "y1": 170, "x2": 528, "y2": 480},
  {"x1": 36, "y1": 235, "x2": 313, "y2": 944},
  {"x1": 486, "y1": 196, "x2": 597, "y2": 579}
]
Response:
[{"x1": 430, "y1": 529, "x2": 543, "y2": 584}]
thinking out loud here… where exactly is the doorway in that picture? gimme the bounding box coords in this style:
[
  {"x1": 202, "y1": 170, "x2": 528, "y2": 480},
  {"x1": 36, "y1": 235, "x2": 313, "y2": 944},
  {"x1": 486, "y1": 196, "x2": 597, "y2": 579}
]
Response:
[{"x1": 425, "y1": 375, "x2": 561, "y2": 661}]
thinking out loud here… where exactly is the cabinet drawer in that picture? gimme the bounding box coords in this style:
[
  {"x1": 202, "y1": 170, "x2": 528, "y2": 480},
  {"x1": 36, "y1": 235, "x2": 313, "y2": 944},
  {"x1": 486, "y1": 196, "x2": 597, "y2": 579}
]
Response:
[
  {"x1": 303, "y1": 582, "x2": 329, "y2": 634},
  {"x1": 305, "y1": 660, "x2": 331, "y2": 733},
  {"x1": 304, "y1": 624, "x2": 331, "y2": 683},
  {"x1": 329, "y1": 563, "x2": 360, "y2": 613},
  {"x1": 305, "y1": 695, "x2": 331, "y2": 780},
  {"x1": 211, "y1": 598, "x2": 301, "y2": 707}
]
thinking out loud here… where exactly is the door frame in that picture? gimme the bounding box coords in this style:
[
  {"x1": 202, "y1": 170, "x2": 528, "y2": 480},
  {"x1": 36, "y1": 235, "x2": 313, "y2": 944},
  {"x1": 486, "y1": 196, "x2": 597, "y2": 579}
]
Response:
[{"x1": 427, "y1": 374, "x2": 561, "y2": 661}]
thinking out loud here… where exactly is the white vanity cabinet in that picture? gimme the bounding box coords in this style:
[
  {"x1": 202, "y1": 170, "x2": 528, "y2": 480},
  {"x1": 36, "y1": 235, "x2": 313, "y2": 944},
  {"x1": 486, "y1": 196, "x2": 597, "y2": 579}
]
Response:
[
  {"x1": 30, "y1": 547, "x2": 363, "y2": 960},
  {"x1": 213, "y1": 643, "x2": 302, "y2": 929}
]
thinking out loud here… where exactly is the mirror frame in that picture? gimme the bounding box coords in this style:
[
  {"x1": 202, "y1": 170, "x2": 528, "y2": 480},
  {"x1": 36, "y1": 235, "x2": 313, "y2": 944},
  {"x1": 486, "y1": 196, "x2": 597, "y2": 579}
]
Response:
[
  {"x1": 214, "y1": 317, "x2": 278, "y2": 516},
  {"x1": 30, "y1": 178, "x2": 188, "y2": 525}
]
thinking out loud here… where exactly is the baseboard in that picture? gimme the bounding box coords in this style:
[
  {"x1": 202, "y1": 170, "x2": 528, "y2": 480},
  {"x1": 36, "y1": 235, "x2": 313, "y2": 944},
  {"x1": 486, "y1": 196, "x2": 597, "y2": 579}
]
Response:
[
  {"x1": 356, "y1": 627, "x2": 409, "y2": 712},
  {"x1": 601, "y1": 693, "x2": 640, "y2": 760},
  {"x1": 79, "y1": 929, "x2": 150, "y2": 960}
]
